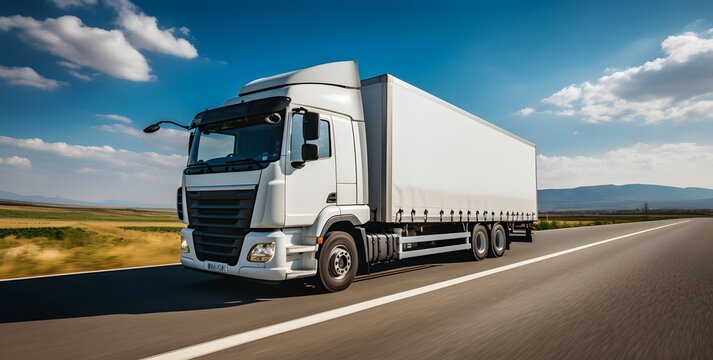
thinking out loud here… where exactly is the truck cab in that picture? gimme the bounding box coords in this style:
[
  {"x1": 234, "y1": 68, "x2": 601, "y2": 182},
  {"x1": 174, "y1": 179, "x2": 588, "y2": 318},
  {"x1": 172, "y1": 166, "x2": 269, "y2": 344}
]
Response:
[{"x1": 177, "y1": 61, "x2": 370, "y2": 289}]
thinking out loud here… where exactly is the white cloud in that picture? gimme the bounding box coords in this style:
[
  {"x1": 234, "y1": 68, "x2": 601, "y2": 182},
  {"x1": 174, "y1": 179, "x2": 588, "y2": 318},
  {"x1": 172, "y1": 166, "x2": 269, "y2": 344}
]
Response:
[
  {"x1": 517, "y1": 107, "x2": 535, "y2": 116},
  {"x1": 542, "y1": 84, "x2": 582, "y2": 108},
  {"x1": 0, "y1": 65, "x2": 63, "y2": 90},
  {"x1": 77, "y1": 167, "x2": 97, "y2": 173},
  {"x1": 97, "y1": 123, "x2": 141, "y2": 136},
  {"x1": 178, "y1": 26, "x2": 190, "y2": 36},
  {"x1": 59, "y1": 61, "x2": 93, "y2": 80},
  {"x1": 57, "y1": 61, "x2": 81, "y2": 69},
  {"x1": 68, "y1": 70, "x2": 92, "y2": 81},
  {"x1": 0, "y1": 155, "x2": 32, "y2": 168},
  {"x1": 50, "y1": 0, "x2": 97, "y2": 9},
  {"x1": 0, "y1": 135, "x2": 184, "y2": 206},
  {"x1": 0, "y1": 135, "x2": 186, "y2": 170},
  {"x1": 96, "y1": 113, "x2": 132, "y2": 123},
  {"x1": 533, "y1": 27, "x2": 713, "y2": 124},
  {"x1": 538, "y1": 142, "x2": 713, "y2": 189},
  {"x1": 0, "y1": 15, "x2": 152, "y2": 81},
  {"x1": 107, "y1": 0, "x2": 198, "y2": 59}
]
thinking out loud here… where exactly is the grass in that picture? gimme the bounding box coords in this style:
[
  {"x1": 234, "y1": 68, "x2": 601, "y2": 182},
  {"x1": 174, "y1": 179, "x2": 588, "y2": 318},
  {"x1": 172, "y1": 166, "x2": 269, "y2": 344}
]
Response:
[
  {"x1": 118, "y1": 226, "x2": 185, "y2": 233},
  {"x1": 0, "y1": 207, "x2": 178, "y2": 222},
  {"x1": 533, "y1": 212, "x2": 699, "y2": 230},
  {"x1": 0, "y1": 203, "x2": 184, "y2": 279},
  {"x1": 0, "y1": 227, "x2": 87, "y2": 241},
  {"x1": 533, "y1": 220, "x2": 619, "y2": 230}
]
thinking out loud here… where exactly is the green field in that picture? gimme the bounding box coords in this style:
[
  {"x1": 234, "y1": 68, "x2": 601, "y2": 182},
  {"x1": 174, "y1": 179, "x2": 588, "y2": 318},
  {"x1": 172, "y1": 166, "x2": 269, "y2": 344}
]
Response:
[
  {"x1": 0, "y1": 207, "x2": 178, "y2": 222},
  {"x1": 0, "y1": 203, "x2": 184, "y2": 279}
]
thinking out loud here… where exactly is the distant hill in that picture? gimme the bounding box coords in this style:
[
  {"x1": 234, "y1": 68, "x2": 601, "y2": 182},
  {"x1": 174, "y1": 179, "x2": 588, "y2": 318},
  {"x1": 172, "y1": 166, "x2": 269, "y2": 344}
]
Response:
[
  {"x1": 538, "y1": 184, "x2": 713, "y2": 211},
  {"x1": 0, "y1": 190, "x2": 171, "y2": 209}
]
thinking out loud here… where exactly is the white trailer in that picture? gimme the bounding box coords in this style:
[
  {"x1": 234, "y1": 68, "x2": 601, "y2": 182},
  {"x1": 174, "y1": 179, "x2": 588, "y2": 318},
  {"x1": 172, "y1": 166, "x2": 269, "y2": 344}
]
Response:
[
  {"x1": 361, "y1": 75, "x2": 537, "y2": 224},
  {"x1": 145, "y1": 61, "x2": 537, "y2": 292}
]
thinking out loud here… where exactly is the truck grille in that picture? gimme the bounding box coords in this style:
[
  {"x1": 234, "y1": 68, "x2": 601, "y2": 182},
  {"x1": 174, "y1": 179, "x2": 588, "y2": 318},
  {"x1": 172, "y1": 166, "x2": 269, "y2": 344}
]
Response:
[{"x1": 186, "y1": 188, "x2": 257, "y2": 266}]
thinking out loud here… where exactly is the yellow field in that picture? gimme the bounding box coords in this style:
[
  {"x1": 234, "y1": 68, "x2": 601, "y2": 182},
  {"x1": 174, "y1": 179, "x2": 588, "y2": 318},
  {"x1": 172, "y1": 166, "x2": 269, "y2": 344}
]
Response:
[{"x1": 0, "y1": 203, "x2": 185, "y2": 279}]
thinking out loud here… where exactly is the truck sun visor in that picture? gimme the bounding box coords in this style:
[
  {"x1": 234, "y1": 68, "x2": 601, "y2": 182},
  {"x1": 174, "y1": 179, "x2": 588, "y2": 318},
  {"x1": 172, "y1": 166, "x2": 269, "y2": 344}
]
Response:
[{"x1": 191, "y1": 96, "x2": 291, "y2": 128}]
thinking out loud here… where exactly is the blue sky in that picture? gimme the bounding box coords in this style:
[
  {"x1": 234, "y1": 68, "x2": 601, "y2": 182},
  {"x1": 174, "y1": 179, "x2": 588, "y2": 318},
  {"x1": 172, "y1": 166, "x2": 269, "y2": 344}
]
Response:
[{"x1": 1, "y1": 0, "x2": 713, "y2": 206}]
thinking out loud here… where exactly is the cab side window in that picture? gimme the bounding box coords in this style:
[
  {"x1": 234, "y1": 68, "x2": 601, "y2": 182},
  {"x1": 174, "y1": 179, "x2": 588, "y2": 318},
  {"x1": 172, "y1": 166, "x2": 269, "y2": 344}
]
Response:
[{"x1": 291, "y1": 114, "x2": 331, "y2": 161}]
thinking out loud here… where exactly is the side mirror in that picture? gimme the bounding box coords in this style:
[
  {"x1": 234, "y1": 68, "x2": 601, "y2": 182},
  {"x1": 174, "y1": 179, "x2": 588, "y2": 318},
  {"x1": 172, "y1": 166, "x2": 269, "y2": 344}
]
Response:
[
  {"x1": 188, "y1": 132, "x2": 195, "y2": 156},
  {"x1": 143, "y1": 124, "x2": 160, "y2": 133},
  {"x1": 301, "y1": 143, "x2": 319, "y2": 161},
  {"x1": 303, "y1": 112, "x2": 320, "y2": 141}
]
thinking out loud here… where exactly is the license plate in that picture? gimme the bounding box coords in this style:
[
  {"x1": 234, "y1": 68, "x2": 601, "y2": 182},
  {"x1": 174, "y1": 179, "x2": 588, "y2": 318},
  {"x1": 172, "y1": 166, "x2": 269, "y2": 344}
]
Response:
[{"x1": 205, "y1": 261, "x2": 228, "y2": 273}]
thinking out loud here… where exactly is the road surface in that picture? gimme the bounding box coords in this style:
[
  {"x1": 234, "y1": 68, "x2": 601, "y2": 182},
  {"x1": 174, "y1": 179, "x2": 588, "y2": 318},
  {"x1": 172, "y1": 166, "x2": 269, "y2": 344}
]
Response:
[{"x1": 1, "y1": 218, "x2": 711, "y2": 359}]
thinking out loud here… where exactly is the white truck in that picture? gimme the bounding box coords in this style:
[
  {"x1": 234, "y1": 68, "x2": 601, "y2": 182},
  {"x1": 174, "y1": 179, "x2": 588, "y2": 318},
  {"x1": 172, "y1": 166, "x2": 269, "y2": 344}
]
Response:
[{"x1": 145, "y1": 61, "x2": 538, "y2": 292}]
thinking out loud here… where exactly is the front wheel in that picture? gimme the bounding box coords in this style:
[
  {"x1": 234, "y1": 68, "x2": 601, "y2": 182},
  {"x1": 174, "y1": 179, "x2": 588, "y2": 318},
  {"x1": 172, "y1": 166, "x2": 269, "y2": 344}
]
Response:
[{"x1": 318, "y1": 231, "x2": 358, "y2": 292}]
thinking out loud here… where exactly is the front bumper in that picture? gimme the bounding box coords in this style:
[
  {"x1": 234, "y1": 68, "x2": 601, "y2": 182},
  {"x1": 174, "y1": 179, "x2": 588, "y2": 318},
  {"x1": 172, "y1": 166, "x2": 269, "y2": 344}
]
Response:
[{"x1": 180, "y1": 228, "x2": 318, "y2": 281}]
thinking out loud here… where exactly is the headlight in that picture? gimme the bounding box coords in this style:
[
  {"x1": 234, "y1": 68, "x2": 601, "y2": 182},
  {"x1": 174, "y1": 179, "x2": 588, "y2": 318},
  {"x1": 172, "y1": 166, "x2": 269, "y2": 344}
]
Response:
[
  {"x1": 248, "y1": 242, "x2": 275, "y2": 262},
  {"x1": 181, "y1": 235, "x2": 190, "y2": 254}
]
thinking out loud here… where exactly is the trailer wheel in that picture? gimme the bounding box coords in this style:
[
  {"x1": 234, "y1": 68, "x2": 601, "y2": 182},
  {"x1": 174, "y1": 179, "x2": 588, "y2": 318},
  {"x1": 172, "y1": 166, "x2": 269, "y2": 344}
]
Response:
[
  {"x1": 318, "y1": 231, "x2": 358, "y2": 292},
  {"x1": 469, "y1": 224, "x2": 489, "y2": 261},
  {"x1": 489, "y1": 223, "x2": 507, "y2": 257}
]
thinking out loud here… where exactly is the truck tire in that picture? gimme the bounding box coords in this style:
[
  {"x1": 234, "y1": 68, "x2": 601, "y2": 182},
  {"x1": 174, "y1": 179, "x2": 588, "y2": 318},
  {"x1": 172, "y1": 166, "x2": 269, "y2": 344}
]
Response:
[
  {"x1": 489, "y1": 223, "x2": 507, "y2": 257},
  {"x1": 318, "y1": 231, "x2": 358, "y2": 292},
  {"x1": 469, "y1": 224, "x2": 489, "y2": 261}
]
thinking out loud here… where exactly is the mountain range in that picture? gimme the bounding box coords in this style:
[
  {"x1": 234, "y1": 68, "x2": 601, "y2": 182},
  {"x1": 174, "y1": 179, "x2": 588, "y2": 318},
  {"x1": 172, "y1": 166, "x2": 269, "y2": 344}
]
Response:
[
  {"x1": 2, "y1": 184, "x2": 713, "y2": 211},
  {"x1": 538, "y1": 184, "x2": 713, "y2": 211},
  {"x1": 0, "y1": 190, "x2": 171, "y2": 209}
]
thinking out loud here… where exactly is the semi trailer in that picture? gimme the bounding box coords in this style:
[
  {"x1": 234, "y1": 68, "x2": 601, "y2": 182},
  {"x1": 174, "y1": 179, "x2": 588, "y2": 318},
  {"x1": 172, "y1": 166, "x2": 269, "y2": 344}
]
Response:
[{"x1": 145, "y1": 61, "x2": 538, "y2": 292}]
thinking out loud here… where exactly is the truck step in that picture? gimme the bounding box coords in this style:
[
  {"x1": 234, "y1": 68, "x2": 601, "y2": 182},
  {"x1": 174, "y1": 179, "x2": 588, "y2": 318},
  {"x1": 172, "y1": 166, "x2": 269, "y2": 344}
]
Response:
[
  {"x1": 285, "y1": 270, "x2": 317, "y2": 279},
  {"x1": 286, "y1": 245, "x2": 317, "y2": 254}
]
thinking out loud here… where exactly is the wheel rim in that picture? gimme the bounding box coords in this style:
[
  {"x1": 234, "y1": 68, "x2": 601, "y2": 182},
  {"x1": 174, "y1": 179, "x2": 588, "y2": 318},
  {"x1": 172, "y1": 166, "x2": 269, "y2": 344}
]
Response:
[
  {"x1": 328, "y1": 245, "x2": 352, "y2": 280},
  {"x1": 494, "y1": 229, "x2": 505, "y2": 252},
  {"x1": 475, "y1": 232, "x2": 486, "y2": 254}
]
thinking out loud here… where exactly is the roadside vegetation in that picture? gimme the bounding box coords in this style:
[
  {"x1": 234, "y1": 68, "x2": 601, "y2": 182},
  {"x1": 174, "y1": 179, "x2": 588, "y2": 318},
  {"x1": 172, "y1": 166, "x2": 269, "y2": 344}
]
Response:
[
  {"x1": 534, "y1": 212, "x2": 706, "y2": 230},
  {"x1": 0, "y1": 205, "x2": 178, "y2": 222},
  {"x1": 533, "y1": 219, "x2": 621, "y2": 230},
  {"x1": 0, "y1": 203, "x2": 183, "y2": 279}
]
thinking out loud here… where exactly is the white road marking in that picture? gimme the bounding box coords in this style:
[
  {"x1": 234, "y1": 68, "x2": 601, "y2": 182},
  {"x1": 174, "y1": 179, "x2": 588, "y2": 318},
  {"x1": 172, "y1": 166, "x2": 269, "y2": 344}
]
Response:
[
  {"x1": 143, "y1": 221, "x2": 688, "y2": 360},
  {"x1": 0, "y1": 263, "x2": 180, "y2": 282}
]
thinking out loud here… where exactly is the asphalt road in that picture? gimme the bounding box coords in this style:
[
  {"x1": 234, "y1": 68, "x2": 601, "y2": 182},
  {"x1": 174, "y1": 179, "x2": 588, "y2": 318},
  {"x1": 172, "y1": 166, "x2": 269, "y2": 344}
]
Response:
[{"x1": 1, "y1": 218, "x2": 711, "y2": 359}]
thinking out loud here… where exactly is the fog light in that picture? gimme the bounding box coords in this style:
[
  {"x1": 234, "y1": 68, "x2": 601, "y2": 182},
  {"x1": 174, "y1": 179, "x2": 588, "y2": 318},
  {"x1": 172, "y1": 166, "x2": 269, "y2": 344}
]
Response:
[
  {"x1": 181, "y1": 236, "x2": 190, "y2": 254},
  {"x1": 248, "y1": 242, "x2": 275, "y2": 262}
]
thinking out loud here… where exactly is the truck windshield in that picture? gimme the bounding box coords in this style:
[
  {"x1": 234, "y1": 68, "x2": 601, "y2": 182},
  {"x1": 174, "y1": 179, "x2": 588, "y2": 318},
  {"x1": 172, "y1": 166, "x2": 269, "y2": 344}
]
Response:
[{"x1": 187, "y1": 113, "x2": 284, "y2": 173}]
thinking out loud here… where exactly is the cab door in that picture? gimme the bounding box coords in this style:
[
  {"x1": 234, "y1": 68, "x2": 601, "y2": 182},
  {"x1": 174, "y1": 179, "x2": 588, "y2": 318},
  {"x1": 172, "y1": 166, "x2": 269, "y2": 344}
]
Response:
[{"x1": 284, "y1": 112, "x2": 336, "y2": 226}]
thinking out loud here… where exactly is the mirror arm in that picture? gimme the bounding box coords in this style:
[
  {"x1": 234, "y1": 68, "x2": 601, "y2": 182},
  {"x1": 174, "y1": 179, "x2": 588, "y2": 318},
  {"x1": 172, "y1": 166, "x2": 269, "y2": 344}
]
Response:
[
  {"x1": 155, "y1": 120, "x2": 191, "y2": 130},
  {"x1": 291, "y1": 160, "x2": 306, "y2": 169}
]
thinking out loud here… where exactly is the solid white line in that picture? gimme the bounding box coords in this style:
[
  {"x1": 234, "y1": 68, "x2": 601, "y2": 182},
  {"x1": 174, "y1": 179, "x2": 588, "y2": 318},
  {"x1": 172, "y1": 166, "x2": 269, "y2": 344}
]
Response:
[
  {"x1": 0, "y1": 263, "x2": 181, "y2": 282},
  {"x1": 143, "y1": 220, "x2": 688, "y2": 360}
]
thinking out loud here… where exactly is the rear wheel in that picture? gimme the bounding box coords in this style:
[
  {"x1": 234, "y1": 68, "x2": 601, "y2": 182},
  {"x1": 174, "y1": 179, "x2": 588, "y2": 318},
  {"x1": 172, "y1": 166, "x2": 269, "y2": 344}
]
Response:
[
  {"x1": 469, "y1": 224, "x2": 489, "y2": 261},
  {"x1": 318, "y1": 231, "x2": 358, "y2": 292},
  {"x1": 489, "y1": 223, "x2": 507, "y2": 257}
]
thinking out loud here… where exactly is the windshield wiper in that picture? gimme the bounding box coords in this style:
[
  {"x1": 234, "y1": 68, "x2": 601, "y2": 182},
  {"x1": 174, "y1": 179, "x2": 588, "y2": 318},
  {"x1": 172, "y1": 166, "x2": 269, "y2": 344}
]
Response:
[
  {"x1": 224, "y1": 157, "x2": 268, "y2": 167},
  {"x1": 187, "y1": 162, "x2": 216, "y2": 172}
]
